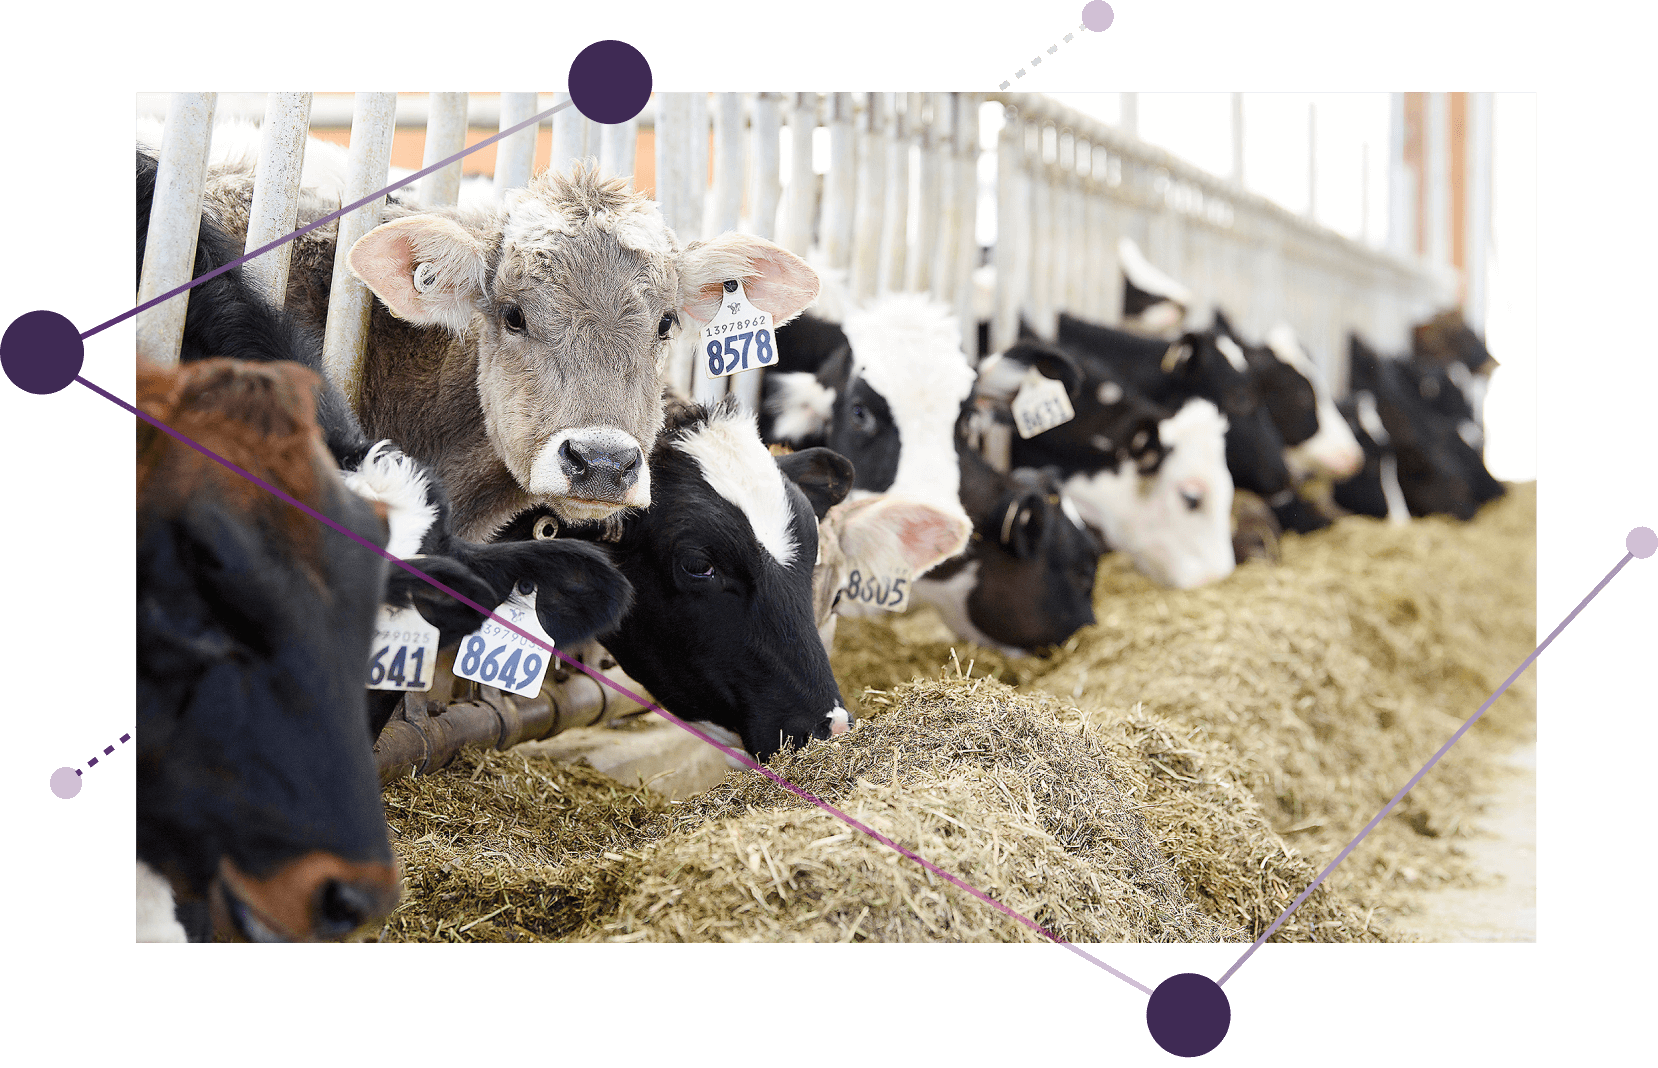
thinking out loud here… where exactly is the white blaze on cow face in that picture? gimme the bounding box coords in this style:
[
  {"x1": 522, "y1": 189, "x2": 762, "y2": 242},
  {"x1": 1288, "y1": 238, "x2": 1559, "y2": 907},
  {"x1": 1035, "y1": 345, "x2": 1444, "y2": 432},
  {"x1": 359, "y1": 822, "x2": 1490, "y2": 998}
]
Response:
[
  {"x1": 674, "y1": 409, "x2": 800, "y2": 567},
  {"x1": 1064, "y1": 398, "x2": 1236, "y2": 590},
  {"x1": 1266, "y1": 324, "x2": 1365, "y2": 480},
  {"x1": 841, "y1": 294, "x2": 978, "y2": 518},
  {"x1": 764, "y1": 372, "x2": 838, "y2": 443},
  {"x1": 137, "y1": 860, "x2": 188, "y2": 943}
]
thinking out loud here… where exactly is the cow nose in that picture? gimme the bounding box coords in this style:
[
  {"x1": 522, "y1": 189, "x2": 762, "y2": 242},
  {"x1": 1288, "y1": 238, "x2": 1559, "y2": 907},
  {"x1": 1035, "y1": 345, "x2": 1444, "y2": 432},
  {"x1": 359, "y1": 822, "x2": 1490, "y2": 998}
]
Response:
[
  {"x1": 313, "y1": 878, "x2": 387, "y2": 940},
  {"x1": 559, "y1": 438, "x2": 643, "y2": 500},
  {"x1": 825, "y1": 706, "x2": 851, "y2": 737}
]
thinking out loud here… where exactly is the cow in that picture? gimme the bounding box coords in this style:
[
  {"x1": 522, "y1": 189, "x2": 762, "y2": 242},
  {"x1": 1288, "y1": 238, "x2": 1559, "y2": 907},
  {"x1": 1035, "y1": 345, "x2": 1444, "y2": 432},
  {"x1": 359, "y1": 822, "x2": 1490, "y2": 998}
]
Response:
[
  {"x1": 1116, "y1": 236, "x2": 1193, "y2": 337},
  {"x1": 137, "y1": 358, "x2": 399, "y2": 942},
  {"x1": 1332, "y1": 389, "x2": 1412, "y2": 525},
  {"x1": 1054, "y1": 312, "x2": 1330, "y2": 535},
  {"x1": 971, "y1": 339, "x2": 1236, "y2": 590},
  {"x1": 1208, "y1": 313, "x2": 1364, "y2": 481},
  {"x1": 1411, "y1": 308, "x2": 1498, "y2": 439},
  {"x1": 496, "y1": 398, "x2": 856, "y2": 761},
  {"x1": 188, "y1": 135, "x2": 819, "y2": 540},
  {"x1": 137, "y1": 150, "x2": 635, "y2": 739},
  {"x1": 1334, "y1": 334, "x2": 1505, "y2": 521},
  {"x1": 763, "y1": 297, "x2": 1103, "y2": 652}
]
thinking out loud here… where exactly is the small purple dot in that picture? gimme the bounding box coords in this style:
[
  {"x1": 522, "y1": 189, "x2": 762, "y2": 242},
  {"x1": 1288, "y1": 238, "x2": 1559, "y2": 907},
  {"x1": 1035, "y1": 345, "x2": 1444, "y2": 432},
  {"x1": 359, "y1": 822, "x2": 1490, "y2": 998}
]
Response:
[
  {"x1": 2, "y1": 310, "x2": 84, "y2": 395},
  {"x1": 568, "y1": 40, "x2": 653, "y2": 125},
  {"x1": 1082, "y1": 1, "x2": 1114, "y2": 31},
  {"x1": 1628, "y1": 527, "x2": 1657, "y2": 560},
  {"x1": 1146, "y1": 973, "x2": 1230, "y2": 1057},
  {"x1": 51, "y1": 767, "x2": 82, "y2": 799}
]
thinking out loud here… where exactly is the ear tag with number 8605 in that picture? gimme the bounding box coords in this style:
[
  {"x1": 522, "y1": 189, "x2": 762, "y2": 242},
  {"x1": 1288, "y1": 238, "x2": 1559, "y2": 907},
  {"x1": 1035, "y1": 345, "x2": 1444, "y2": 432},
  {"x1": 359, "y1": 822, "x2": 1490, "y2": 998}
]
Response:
[
  {"x1": 699, "y1": 279, "x2": 776, "y2": 378},
  {"x1": 453, "y1": 590, "x2": 557, "y2": 699}
]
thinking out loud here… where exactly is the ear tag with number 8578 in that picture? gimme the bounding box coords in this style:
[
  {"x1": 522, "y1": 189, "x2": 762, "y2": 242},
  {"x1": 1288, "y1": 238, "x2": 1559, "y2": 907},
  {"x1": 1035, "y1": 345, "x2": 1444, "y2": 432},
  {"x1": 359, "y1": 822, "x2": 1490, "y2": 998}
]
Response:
[{"x1": 699, "y1": 279, "x2": 776, "y2": 378}]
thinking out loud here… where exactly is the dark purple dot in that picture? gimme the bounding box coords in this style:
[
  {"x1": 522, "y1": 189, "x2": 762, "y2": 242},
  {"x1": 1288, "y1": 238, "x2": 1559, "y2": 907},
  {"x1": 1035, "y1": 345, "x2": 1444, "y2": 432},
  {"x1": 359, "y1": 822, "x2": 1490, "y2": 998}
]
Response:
[
  {"x1": 2, "y1": 310, "x2": 83, "y2": 395},
  {"x1": 50, "y1": 767, "x2": 81, "y2": 799},
  {"x1": 1628, "y1": 527, "x2": 1656, "y2": 560},
  {"x1": 1082, "y1": 1, "x2": 1115, "y2": 31},
  {"x1": 568, "y1": 40, "x2": 653, "y2": 125},
  {"x1": 1146, "y1": 973, "x2": 1230, "y2": 1057}
]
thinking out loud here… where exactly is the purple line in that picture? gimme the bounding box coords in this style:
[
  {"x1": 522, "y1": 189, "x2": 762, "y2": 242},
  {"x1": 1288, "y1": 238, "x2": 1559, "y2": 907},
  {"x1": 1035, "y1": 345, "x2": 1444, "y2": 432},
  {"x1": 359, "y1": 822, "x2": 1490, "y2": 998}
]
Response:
[
  {"x1": 87, "y1": 758, "x2": 98, "y2": 767},
  {"x1": 101, "y1": 369, "x2": 1147, "y2": 987},
  {"x1": 120, "y1": 734, "x2": 131, "y2": 743},
  {"x1": 103, "y1": 746, "x2": 114, "y2": 755},
  {"x1": 1218, "y1": 551, "x2": 1634, "y2": 987},
  {"x1": 89, "y1": 98, "x2": 573, "y2": 342}
]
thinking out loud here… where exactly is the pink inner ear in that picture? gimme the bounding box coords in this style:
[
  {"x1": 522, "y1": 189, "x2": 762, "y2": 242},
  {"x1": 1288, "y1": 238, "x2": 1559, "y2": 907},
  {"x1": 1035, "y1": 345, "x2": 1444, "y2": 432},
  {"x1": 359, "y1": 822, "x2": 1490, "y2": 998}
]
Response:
[
  {"x1": 742, "y1": 245, "x2": 820, "y2": 321},
  {"x1": 886, "y1": 503, "x2": 972, "y2": 573},
  {"x1": 348, "y1": 230, "x2": 420, "y2": 318},
  {"x1": 680, "y1": 281, "x2": 728, "y2": 326}
]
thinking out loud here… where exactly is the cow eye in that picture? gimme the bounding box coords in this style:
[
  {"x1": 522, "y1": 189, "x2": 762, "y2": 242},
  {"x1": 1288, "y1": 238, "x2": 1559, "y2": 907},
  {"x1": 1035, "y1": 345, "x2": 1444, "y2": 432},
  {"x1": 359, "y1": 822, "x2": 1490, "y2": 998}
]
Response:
[
  {"x1": 500, "y1": 304, "x2": 527, "y2": 333},
  {"x1": 850, "y1": 403, "x2": 877, "y2": 434},
  {"x1": 681, "y1": 557, "x2": 716, "y2": 579},
  {"x1": 516, "y1": 580, "x2": 536, "y2": 596},
  {"x1": 657, "y1": 312, "x2": 678, "y2": 339}
]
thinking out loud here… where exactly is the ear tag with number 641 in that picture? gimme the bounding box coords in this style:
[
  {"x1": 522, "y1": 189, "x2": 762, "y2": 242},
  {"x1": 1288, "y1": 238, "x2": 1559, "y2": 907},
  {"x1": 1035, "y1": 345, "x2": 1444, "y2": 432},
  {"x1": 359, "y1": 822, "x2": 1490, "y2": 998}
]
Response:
[
  {"x1": 699, "y1": 279, "x2": 776, "y2": 378},
  {"x1": 367, "y1": 604, "x2": 440, "y2": 691},
  {"x1": 1011, "y1": 368, "x2": 1075, "y2": 439},
  {"x1": 453, "y1": 590, "x2": 557, "y2": 699}
]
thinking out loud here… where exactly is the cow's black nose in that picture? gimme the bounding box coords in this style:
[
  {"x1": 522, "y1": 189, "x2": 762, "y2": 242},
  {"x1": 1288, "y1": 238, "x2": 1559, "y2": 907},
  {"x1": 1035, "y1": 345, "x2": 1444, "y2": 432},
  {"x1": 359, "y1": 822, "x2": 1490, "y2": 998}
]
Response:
[
  {"x1": 559, "y1": 439, "x2": 643, "y2": 499},
  {"x1": 314, "y1": 879, "x2": 380, "y2": 939}
]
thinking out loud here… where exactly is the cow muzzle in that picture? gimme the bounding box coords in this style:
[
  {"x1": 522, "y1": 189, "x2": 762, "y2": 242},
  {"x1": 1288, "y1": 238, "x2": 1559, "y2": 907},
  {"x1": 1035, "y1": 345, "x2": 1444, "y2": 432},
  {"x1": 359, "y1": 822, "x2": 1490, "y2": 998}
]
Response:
[
  {"x1": 528, "y1": 428, "x2": 651, "y2": 516},
  {"x1": 212, "y1": 852, "x2": 400, "y2": 943}
]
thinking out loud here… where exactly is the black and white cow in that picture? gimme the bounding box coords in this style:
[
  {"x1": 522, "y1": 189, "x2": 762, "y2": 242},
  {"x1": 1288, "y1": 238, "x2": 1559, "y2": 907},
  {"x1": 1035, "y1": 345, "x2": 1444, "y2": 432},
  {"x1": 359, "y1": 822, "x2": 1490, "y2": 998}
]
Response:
[
  {"x1": 764, "y1": 296, "x2": 1102, "y2": 652},
  {"x1": 137, "y1": 359, "x2": 399, "y2": 943},
  {"x1": 1209, "y1": 313, "x2": 1364, "y2": 481},
  {"x1": 973, "y1": 340, "x2": 1237, "y2": 590},
  {"x1": 1412, "y1": 309, "x2": 1498, "y2": 440},
  {"x1": 137, "y1": 150, "x2": 635, "y2": 738},
  {"x1": 498, "y1": 398, "x2": 855, "y2": 761},
  {"x1": 1333, "y1": 334, "x2": 1505, "y2": 521},
  {"x1": 1054, "y1": 312, "x2": 1331, "y2": 535},
  {"x1": 1117, "y1": 236, "x2": 1193, "y2": 337}
]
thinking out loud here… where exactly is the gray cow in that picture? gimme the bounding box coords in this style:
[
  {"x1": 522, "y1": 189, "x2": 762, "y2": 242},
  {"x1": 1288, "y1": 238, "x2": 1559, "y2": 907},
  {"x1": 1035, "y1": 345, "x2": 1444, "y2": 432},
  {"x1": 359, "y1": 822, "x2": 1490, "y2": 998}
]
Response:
[{"x1": 201, "y1": 161, "x2": 819, "y2": 539}]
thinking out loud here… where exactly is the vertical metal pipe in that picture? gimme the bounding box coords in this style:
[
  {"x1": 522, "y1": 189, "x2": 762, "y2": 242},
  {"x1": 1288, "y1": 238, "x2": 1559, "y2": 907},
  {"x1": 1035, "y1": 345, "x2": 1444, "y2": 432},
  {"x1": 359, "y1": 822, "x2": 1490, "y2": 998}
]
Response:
[
  {"x1": 686, "y1": 93, "x2": 710, "y2": 241},
  {"x1": 848, "y1": 93, "x2": 887, "y2": 302},
  {"x1": 1028, "y1": 136, "x2": 1053, "y2": 335},
  {"x1": 551, "y1": 94, "x2": 590, "y2": 176},
  {"x1": 1424, "y1": 91, "x2": 1451, "y2": 265},
  {"x1": 779, "y1": 93, "x2": 818, "y2": 255},
  {"x1": 746, "y1": 92, "x2": 782, "y2": 240},
  {"x1": 1306, "y1": 101, "x2": 1318, "y2": 221},
  {"x1": 418, "y1": 92, "x2": 470, "y2": 208},
  {"x1": 1120, "y1": 92, "x2": 1138, "y2": 137},
  {"x1": 992, "y1": 104, "x2": 1026, "y2": 352},
  {"x1": 494, "y1": 92, "x2": 539, "y2": 195},
  {"x1": 1464, "y1": 92, "x2": 1494, "y2": 332},
  {"x1": 953, "y1": 93, "x2": 980, "y2": 348},
  {"x1": 655, "y1": 94, "x2": 687, "y2": 236},
  {"x1": 1231, "y1": 92, "x2": 1245, "y2": 185},
  {"x1": 597, "y1": 117, "x2": 638, "y2": 186},
  {"x1": 137, "y1": 92, "x2": 218, "y2": 369},
  {"x1": 876, "y1": 93, "x2": 912, "y2": 295},
  {"x1": 321, "y1": 92, "x2": 397, "y2": 407},
  {"x1": 820, "y1": 93, "x2": 856, "y2": 271},
  {"x1": 242, "y1": 92, "x2": 312, "y2": 307},
  {"x1": 927, "y1": 93, "x2": 960, "y2": 303},
  {"x1": 692, "y1": 94, "x2": 745, "y2": 407},
  {"x1": 1386, "y1": 92, "x2": 1412, "y2": 257},
  {"x1": 910, "y1": 92, "x2": 944, "y2": 295}
]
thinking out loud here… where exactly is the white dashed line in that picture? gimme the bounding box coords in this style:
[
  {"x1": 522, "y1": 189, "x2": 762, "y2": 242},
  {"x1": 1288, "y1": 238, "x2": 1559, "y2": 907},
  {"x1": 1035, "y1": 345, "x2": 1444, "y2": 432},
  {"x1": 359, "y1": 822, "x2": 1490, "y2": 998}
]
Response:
[{"x1": 994, "y1": 22, "x2": 1087, "y2": 89}]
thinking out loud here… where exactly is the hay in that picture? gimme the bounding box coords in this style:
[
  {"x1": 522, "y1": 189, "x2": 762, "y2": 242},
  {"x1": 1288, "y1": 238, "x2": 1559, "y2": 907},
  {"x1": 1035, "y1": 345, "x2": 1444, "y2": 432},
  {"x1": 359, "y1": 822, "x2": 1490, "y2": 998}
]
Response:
[{"x1": 374, "y1": 484, "x2": 1533, "y2": 942}]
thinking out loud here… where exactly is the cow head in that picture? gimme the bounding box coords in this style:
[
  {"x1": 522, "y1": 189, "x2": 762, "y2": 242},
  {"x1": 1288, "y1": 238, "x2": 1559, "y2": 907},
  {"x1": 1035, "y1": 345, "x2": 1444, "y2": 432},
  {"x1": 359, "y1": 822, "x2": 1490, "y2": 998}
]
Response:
[
  {"x1": 812, "y1": 495, "x2": 973, "y2": 651},
  {"x1": 504, "y1": 398, "x2": 854, "y2": 761},
  {"x1": 348, "y1": 163, "x2": 818, "y2": 524},
  {"x1": 136, "y1": 359, "x2": 399, "y2": 942},
  {"x1": 1252, "y1": 321, "x2": 1364, "y2": 480}
]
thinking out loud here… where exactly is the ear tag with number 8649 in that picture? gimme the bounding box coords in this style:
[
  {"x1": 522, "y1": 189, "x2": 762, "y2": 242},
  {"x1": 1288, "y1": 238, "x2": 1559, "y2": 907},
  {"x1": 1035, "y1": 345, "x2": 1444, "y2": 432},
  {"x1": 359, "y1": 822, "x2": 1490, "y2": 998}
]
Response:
[{"x1": 453, "y1": 590, "x2": 557, "y2": 699}]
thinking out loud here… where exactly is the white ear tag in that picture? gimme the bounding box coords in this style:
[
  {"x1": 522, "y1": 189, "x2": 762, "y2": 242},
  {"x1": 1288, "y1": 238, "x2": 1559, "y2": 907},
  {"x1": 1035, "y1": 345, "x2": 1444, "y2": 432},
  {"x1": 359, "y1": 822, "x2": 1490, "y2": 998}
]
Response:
[
  {"x1": 1011, "y1": 368, "x2": 1075, "y2": 439},
  {"x1": 412, "y1": 261, "x2": 439, "y2": 294},
  {"x1": 367, "y1": 604, "x2": 440, "y2": 692},
  {"x1": 699, "y1": 280, "x2": 777, "y2": 378},
  {"x1": 452, "y1": 589, "x2": 557, "y2": 699},
  {"x1": 838, "y1": 563, "x2": 913, "y2": 614}
]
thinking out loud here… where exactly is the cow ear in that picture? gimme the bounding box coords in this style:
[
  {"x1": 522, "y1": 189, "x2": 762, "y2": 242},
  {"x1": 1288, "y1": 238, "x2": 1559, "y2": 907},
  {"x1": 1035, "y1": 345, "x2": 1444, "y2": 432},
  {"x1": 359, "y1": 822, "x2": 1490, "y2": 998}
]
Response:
[
  {"x1": 348, "y1": 215, "x2": 488, "y2": 334},
  {"x1": 832, "y1": 497, "x2": 972, "y2": 579},
  {"x1": 997, "y1": 490, "x2": 1048, "y2": 560},
  {"x1": 677, "y1": 234, "x2": 820, "y2": 327},
  {"x1": 775, "y1": 447, "x2": 855, "y2": 520}
]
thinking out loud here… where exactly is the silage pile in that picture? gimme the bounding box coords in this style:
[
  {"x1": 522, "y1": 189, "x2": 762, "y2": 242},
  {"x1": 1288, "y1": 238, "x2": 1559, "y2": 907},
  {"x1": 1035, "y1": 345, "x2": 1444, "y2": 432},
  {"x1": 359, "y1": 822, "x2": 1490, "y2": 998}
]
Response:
[{"x1": 371, "y1": 484, "x2": 1533, "y2": 943}]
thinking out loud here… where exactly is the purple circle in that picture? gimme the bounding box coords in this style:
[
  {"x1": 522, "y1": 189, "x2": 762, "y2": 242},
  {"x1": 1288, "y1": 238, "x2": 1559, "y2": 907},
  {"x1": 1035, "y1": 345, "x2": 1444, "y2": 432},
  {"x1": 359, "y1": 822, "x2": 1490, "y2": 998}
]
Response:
[
  {"x1": 1629, "y1": 527, "x2": 1657, "y2": 560},
  {"x1": 568, "y1": 40, "x2": 653, "y2": 125},
  {"x1": 1146, "y1": 973, "x2": 1230, "y2": 1057},
  {"x1": 50, "y1": 767, "x2": 82, "y2": 799},
  {"x1": 1082, "y1": 1, "x2": 1115, "y2": 30},
  {"x1": 2, "y1": 310, "x2": 84, "y2": 395}
]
